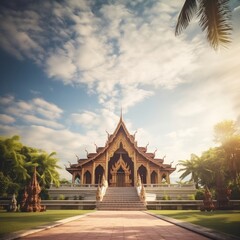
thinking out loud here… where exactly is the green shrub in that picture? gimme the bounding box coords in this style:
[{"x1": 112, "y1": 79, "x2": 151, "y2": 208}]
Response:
[
  {"x1": 162, "y1": 194, "x2": 170, "y2": 200},
  {"x1": 230, "y1": 185, "x2": 240, "y2": 200},
  {"x1": 188, "y1": 194, "x2": 195, "y2": 200},
  {"x1": 176, "y1": 195, "x2": 182, "y2": 200},
  {"x1": 58, "y1": 194, "x2": 65, "y2": 200},
  {"x1": 40, "y1": 189, "x2": 50, "y2": 200},
  {"x1": 195, "y1": 189, "x2": 205, "y2": 200}
]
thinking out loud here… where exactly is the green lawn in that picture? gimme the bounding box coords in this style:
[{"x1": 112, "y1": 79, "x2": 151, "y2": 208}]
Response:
[
  {"x1": 149, "y1": 210, "x2": 240, "y2": 237},
  {"x1": 0, "y1": 210, "x2": 94, "y2": 236}
]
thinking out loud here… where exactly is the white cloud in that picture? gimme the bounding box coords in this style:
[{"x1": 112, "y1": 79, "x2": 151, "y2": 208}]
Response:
[
  {"x1": 75, "y1": 37, "x2": 107, "y2": 71},
  {"x1": 0, "y1": 114, "x2": 15, "y2": 124},
  {"x1": 71, "y1": 108, "x2": 119, "y2": 133},
  {"x1": 46, "y1": 52, "x2": 77, "y2": 81},
  {"x1": 22, "y1": 114, "x2": 64, "y2": 129},
  {"x1": 0, "y1": 95, "x2": 15, "y2": 105},
  {"x1": 32, "y1": 98, "x2": 63, "y2": 119},
  {"x1": 0, "y1": 9, "x2": 43, "y2": 61},
  {"x1": 121, "y1": 87, "x2": 153, "y2": 110},
  {"x1": 71, "y1": 111, "x2": 98, "y2": 128},
  {"x1": 17, "y1": 101, "x2": 33, "y2": 112},
  {"x1": 0, "y1": 1, "x2": 203, "y2": 112},
  {"x1": 167, "y1": 128, "x2": 198, "y2": 140},
  {"x1": 0, "y1": 96, "x2": 64, "y2": 129}
]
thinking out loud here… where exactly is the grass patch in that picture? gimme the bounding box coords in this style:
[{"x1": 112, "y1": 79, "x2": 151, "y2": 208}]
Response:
[
  {"x1": 149, "y1": 210, "x2": 240, "y2": 237},
  {"x1": 0, "y1": 210, "x2": 94, "y2": 236}
]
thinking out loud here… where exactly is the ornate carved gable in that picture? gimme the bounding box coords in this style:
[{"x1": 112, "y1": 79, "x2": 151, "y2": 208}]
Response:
[{"x1": 110, "y1": 154, "x2": 131, "y2": 174}]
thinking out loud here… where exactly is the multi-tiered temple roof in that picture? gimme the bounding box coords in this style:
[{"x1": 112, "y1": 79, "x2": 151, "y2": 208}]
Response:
[{"x1": 67, "y1": 116, "x2": 175, "y2": 186}]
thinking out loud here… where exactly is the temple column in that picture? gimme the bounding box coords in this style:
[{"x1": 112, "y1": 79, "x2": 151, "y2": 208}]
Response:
[
  {"x1": 78, "y1": 171, "x2": 82, "y2": 184},
  {"x1": 105, "y1": 151, "x2": 108, "y2": 183},
  {"x1": 92, "y1": 162, "x2": 96, "y2": 184},
  {"x1": 134, "y1": 151, "x2": 137, "y2": 186},
  {"x1": 147, "y1": 162, "x2": 150, "y2": 184},
  {"x1": 157, "y1": 169, "x2": 160, "y2": 184},
  {"x1": 72, "y1": 172, "x2": 75, "y2": 185},
  {"x1": 81, "y1": 168, "x2": 84, "y2": 184},
  {"x1": 166, "y1": 173, "x2": 170, "y2": 184}
]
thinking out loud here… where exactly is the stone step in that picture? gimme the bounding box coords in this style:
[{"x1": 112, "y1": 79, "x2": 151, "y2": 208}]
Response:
[
  {"x1": 98, "y1": 204, "x2": 145, "y2": 207},
  {"x1": 103, "y1": 200, "x2": 139, "y2": 202},
  {"x1": 97, "y1": 208, "x2": 146, "y2": 211},
  {"x1": 97, "y1": 187, "x2": 146, "y2": 211},
  {"x1": 103, "y1": 198, "x2": 139, "y2": 200},
  {"x1": 98, "y1": 202, "x2": 144, "y2": 205}
]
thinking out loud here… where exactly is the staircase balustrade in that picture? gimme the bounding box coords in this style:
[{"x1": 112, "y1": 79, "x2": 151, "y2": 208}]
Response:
[{"x1": 96, "y1": 175, "x2": 108, "y2": 202}]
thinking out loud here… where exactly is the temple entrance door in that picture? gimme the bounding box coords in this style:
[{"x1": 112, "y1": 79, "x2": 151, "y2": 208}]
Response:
[{"x1": 116, "y1": 167, "x2": 125, "y2": 187}]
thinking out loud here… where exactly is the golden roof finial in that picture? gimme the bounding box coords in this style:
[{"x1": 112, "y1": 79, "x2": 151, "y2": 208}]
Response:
[{"x1": 120, "y1": 106, "x2": 123, "y2": 121}]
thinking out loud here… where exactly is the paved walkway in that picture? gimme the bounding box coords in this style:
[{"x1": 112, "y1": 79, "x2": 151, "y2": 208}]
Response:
[{"x1": 20, "y1": 211, "x2": 210, "y2": 240}]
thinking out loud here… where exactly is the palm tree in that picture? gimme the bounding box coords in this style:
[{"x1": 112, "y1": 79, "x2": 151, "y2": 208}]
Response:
[
  {"x1": 178, "y1": 154, "x2": 201, "y2": 188},
  {"x1": 199, "y1": 147, "x2": 225, "y2": 188},
  {"x1": 214, "y1": 120, "x2": 240, "y2": 185},
  {"x1": 175, "y1": 0, "x2": 232, "y2": 50},
  {"x1": 222, "y1": 136, "x2": 240, "y2": 185},
  {"x1": 31, "y1": 151, "x2": 61, "y2": 187}
]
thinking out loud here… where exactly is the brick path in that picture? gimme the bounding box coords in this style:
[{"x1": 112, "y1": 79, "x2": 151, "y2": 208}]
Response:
[{"x1": 21, "y1": 211, "x2": 210, "y2": 240}]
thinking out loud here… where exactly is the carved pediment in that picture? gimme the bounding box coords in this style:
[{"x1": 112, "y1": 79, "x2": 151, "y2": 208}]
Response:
[{"x1": 110, "y1": 154, "x2": 131, "y2": 175}]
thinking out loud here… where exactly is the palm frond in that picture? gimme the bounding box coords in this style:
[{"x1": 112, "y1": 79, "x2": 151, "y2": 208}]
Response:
[
  {"x1": 175, "y1": 0, "x2": 198, "y2": 36},
  {"x1": 198, "y1": 0, "x2": 232, "y2": 50},
  {"x1": 179, "y1": 171, "x2": 192, "y2": 180}
]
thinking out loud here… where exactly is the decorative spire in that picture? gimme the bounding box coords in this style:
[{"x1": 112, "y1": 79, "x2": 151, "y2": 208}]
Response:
[
  {"x1": 105, "y1": 130, "x2": 110, "y2": 139},
  {"x1": 133, "y1": 130, "x2": 137, "y2": 138},
  {"x1": 120, "y1": 106, "x2": 123, "y2": 121},
  {"x1": 146, "y1": 142, "x2": 149, "y2": 150}
]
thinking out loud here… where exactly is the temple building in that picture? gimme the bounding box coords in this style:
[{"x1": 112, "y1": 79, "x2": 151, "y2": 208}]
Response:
[{"x1": 66, "y1": 115, "x2": 175, "y2": 187}]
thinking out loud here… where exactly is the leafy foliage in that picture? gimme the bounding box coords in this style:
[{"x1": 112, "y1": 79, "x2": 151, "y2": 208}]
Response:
[
  {"x1": 0, "y1": 135, "x2": 61, "y2": 198},
  {"x1": 195, "y1": 189, "x2": 205, "y2": 200},
  {"x1": 178, "y1": 120, "x2": 240, "y2": 199},
  {"x1": 176, "y1": 0, "x2": 232, "y2": 50}
]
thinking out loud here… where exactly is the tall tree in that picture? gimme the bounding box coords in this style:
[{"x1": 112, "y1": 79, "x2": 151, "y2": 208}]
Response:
[
  {"x1": 175, "y1": 0, "x2": 232, "y2": 50},
  {"x1": 214, "y1": 120, "x2": 240, "y2": 186},
  {"x1": 199, "y1": 147, "x2": 226, "y2": 188},
  {"x1": 31, "y1": 151, "x2": 61, "y2": 187},
  {"x1": 178, "y1": 154, "x2": 201, "y2": 188},
  {"x1": 214, "y1": 120, "x2": 237, "y2": 144},
  {"x1": 0, "y1": 136, "x2": 61, "y2": 197}
]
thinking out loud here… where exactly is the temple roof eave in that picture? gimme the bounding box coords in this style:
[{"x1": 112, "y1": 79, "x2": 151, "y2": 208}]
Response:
[
  {"x1": 162, "y1": 167, "x2": 176, "y2": 174},
  {"x1": 66, "y1": 167, "x2": 81, "y2": 174}
]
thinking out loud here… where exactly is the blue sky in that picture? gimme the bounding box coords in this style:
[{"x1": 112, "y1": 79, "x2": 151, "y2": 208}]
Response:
[{"x1": 0, "y1": 0, "x2": 240, "y2": 182}]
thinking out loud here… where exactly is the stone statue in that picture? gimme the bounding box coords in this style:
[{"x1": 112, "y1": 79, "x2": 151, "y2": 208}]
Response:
[
  {"x1": 8, "y1": 193, "x2": 17, "y2": 212},
  {"x1": 201, "y1": 187, "x2": 214, "y2": 211}
]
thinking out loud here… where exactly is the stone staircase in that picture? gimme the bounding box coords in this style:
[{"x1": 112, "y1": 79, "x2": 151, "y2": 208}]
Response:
[{"x1": 97, "y1": 187, "x2": 146, "y2": 211}]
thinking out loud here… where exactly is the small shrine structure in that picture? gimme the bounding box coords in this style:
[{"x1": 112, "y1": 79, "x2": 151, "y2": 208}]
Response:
[
  {"x1": 21, "y1": 167, "x2": 45, "y2": 212},
  {"x1": 66, "y1": 115, "x2": 175, "y2": 187}
]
